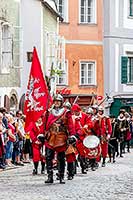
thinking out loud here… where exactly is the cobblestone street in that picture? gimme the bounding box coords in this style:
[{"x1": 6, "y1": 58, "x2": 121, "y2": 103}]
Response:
[{"x1": 0, "y1": 151, "x2": 133, "y2": 200}]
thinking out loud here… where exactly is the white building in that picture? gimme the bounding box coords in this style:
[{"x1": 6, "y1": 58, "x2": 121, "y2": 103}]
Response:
[
  {"x1": 19, "y1": 0, "x2": 65, "y2": 110},
  {"x1": 0, "y1": 0, "x2": 64, "y2": 112},
  {"x1": 104, "y1": 0, "x2": 133, "y2": 116}
]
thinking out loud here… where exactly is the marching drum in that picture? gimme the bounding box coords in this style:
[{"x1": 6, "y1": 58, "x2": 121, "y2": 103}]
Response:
[{"x1": 83, "y1": 135, "x2": 101, "y2": 159}]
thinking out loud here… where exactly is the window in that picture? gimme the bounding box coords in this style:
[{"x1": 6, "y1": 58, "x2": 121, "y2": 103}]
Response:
[
  {"x1": 0, "y1": 23, "x2": 22, "y2": 73},
  {"x1": 12, "y1": 26, "x2": 22, "y2": 68},
  {"x1": 121, "y1": 56, "x2": 133, "y2": 84},
  {"x1": 27, "y1": 52, "x2": 33, "y2": 62},
  {"x1": 129, "y1": 0, "x2": 133, "y2": 16},
  {"x1": 56, "y1": 60, "x2": 68, "y2": 85},
  {"x1": 80, "y1": 0, "x2": 96, "y2": 23},
  {"x1": 45, "y1": 32, "x2": 65, "y2": 76},
  {"x1": 1, "y1": 23, "x2": 12, "y2": 73},
  {"x1": 80, "y1": 61, "x2": 96, "y2": 85},
  {"x1": 55, "y1": 0, "x2": 68, "y2": 22},
  {"x1": 128, "y1": 57, "x2": 133, "y2": 83}
]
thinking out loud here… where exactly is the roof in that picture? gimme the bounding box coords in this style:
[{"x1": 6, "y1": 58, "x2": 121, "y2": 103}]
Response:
[{"x1": 41, "y1": 0, "x2": 63, "y2": 21}]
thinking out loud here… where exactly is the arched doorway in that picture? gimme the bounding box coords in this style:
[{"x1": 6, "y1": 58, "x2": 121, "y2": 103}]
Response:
[
  {"x1": 10, "y1": 94, "x2": 18, "y2": 113},
  {"x1": 4, "y1": 95, "x2": 10, "y2": 112},
  {"x1": 19, "y1": 94, "x2": 25, "y2": 113}
]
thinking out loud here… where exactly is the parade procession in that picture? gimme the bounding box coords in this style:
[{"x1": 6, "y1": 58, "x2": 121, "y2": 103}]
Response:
[
  {"x1": 1, "y1": 0, "x2": 133, "y2": 200},
  {"x1": 0, "y1": 47, "x2": 133, "y2": 186}
]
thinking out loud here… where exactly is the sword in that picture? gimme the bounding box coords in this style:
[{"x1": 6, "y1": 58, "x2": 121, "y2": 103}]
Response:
[{"x1": 73, "y1": 96, "x2": 79, "y2": 105}]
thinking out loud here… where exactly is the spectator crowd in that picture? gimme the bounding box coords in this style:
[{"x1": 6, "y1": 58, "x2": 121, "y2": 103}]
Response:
[{"x1": 0, "y1": 108, "x2": 31, "y2": 170}]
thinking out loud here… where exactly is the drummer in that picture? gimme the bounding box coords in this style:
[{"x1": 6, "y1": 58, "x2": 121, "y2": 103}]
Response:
[{"x1": 85, "y1": 107, "x2": 99, "y2": 171}]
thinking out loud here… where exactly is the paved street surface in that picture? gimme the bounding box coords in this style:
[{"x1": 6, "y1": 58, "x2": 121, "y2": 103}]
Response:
[{"x1": 0, "y1": 151, "x2": 133, "y2": 200}]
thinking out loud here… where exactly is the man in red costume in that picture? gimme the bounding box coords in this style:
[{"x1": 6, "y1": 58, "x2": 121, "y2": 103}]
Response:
[
  {"x1": 85, "y1": 107, "x2": 100, "y2": 171},
  {"x1": 29, "y1": 116, "x2": 45, "y2": 175},
  {"x1": 71, "y1": 104, "x2": 90, "y2": 174},
  {"x1": 63, "y1": 101, "x2": 80, "y2": 180},
  {"x1": 44, "y1": 94, "x2": 76, "y2": 184},
  {"x1": 97, "y1": 106, "x2": 112, "y2": 167}
]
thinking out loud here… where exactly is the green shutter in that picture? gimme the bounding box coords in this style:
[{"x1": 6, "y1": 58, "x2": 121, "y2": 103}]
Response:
[
  {"x1": 130, "y1": 0, "x2": 133, "y2": 16},
  {"x1": 121, "y1": 56, "x2": 128, "y2": 84}
]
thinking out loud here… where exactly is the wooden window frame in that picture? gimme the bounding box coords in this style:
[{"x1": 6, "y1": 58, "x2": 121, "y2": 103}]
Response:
[{"x1": 79, "y1": 61, "x2": 96, "y2": 85}]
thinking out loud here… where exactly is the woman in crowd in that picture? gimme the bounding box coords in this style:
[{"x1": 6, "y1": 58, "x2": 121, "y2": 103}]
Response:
[
  {"x1": 0, "y1": 112, "x2": 6, "y2": 170},
  {"x1": 21, "y1": 115, "x2": 31, "y2": 163},
  {"x1": 5, "y1": 114, "x2": 16, "y2": 167}
]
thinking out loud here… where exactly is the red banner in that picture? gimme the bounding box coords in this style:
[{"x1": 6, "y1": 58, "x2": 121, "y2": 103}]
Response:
[{"x1": 24, "y1": 47, "x2": 52, "y2": 130}]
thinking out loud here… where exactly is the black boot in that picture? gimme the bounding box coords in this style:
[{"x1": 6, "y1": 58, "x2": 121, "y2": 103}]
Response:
[
  {"x1": 113, "y1": 152, "x2": 116, "y2": 163},
  {"x1": 116, "y1": 152, "x2": 119, "y2": 157},
  {"x1": 74, "y1": 160, "x2": 78, "y2": 174},
  {"x1": 67, "y1": 162, "x2": 74, "y2": 180},
  {"x1": 32, "y1": 162, "x2": 38, "y2": 175},
  {"x1": 59, "y1": 173, "x2": 65, "y2": 184},
  {"x1": 90, "y1": 159, "x2": 96, "y2": 171},
  {"x1": 102, "y1": 158, "x2": 106, "y2": 167},
  {"x1": 0, "y1": 158, "x2": 6, "y2": 170},
  {"x1": 67, "y1": 175, "x2": 73, "y2": 180},
  {"x1": 56, "y1": 172, "x2": 60, "y2": 180},
  {"x1": 32, "y1": 169, "x2": 37, "y2": 175},
  {"x1": 57, "y1": 152, "x2": 65, "y2": 184},
  {"x1": 45, "y1": 171, "x2": 53, "y2": 184},
  {"x1": 80, "y1": 157, "x2": 87, "y2": 174},
  {"x1": 95, "y1": 162, "x2": 99, "y2": 169},
  {"x1": 41, "y1": 162, "x2": 45, "y2": 174},
  {"x1": 81, "y1": 168, "x2": 87, "y2": 174}
]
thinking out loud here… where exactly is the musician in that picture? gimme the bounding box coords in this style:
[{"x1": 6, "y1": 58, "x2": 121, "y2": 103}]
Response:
[
  {"x1": 92, "y1": 104, "x2": 99, "y2": 120},
  {"x1": 124, "y1": 112, "x2": 131, "y2": 153},
  {"x1": 92, "y1": 105, "x2": 101, "y2": 164},
  {"x1": 29, "y1": 116, "x2": 45, "y2": 175},
  {"x1": 85, "y1": 107, "x2": 99, "y2": 171},
  {"x1": 44, "y1": 94, "x2": 76, "y2": 184},
  {"x1": 115, "y1": 110, "x2": 129, "y2": 157},
  {"x1": 72, "y1": 104, "x2": 89, "y2": 174},
  {"x1": 63, "y1": 101, "x2": 79, "y2": 180},
  {"x1": 108, "y1": 116, "x2": 118, "y2": 163},
  {"x1": 93, "y1": 106, "x2": 112, "y2": 167}
]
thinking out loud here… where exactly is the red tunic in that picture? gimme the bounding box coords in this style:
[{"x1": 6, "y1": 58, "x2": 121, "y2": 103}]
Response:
[
  {"x1": 45, "y1": 108, "x2": 75, "y2": 153},
  {"x1": 66, "y1": 114, "x2": 82, "y2": 163},
  {"x1": 29, "y1": 122, "x2": 45, "y2": 162},
  {"x1": 75, "y1": 112, "x2": 93, "y2": 157},
  {"x1": 93, "y1": 115, "x2": 112, "y2": 158}
]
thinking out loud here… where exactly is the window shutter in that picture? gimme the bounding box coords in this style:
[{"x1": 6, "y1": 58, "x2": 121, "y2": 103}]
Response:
[
  {"x1": 1, "y1": 23, "x2": 12, "y2": 74},
  {"x1": 121, "y1": 56, "x2": 128, "y2": 84},
  {"x1": 12, "y1": 26, "x2": 22, "y2": 68},
  {"x1": 130, "y1": 0, "x2": 133, "y2": 16},
  {"x1": 0, "y1": 26, "x2": 2, "y2": 71}
]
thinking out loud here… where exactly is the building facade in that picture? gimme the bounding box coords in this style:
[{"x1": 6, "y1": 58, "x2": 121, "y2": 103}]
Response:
[
  {"x1": 0, "y1": 0, "x2": 21, "y2": 111},
  {"x1": 0, "y1": 0, "x2": 64, "y2": 112},
  {"x1": 55, "y1": 0, "x2": 104, "y2": 107},
  {"x1": 20, "y1": 0, "x2": 64, "y2": 110},
  {"x1": 104, "y1": 0, "x2": 133, "y2": 116}
]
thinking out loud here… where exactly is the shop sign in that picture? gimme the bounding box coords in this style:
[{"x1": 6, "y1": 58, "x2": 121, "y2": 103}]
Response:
[{"x1": 56, "y1": 88, "x2": 71, "y2": 95}]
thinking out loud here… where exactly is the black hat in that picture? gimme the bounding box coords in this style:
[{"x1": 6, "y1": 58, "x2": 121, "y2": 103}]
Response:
[{"x1": 119, "y1": 109, "x2": 125, "y2": 115}]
